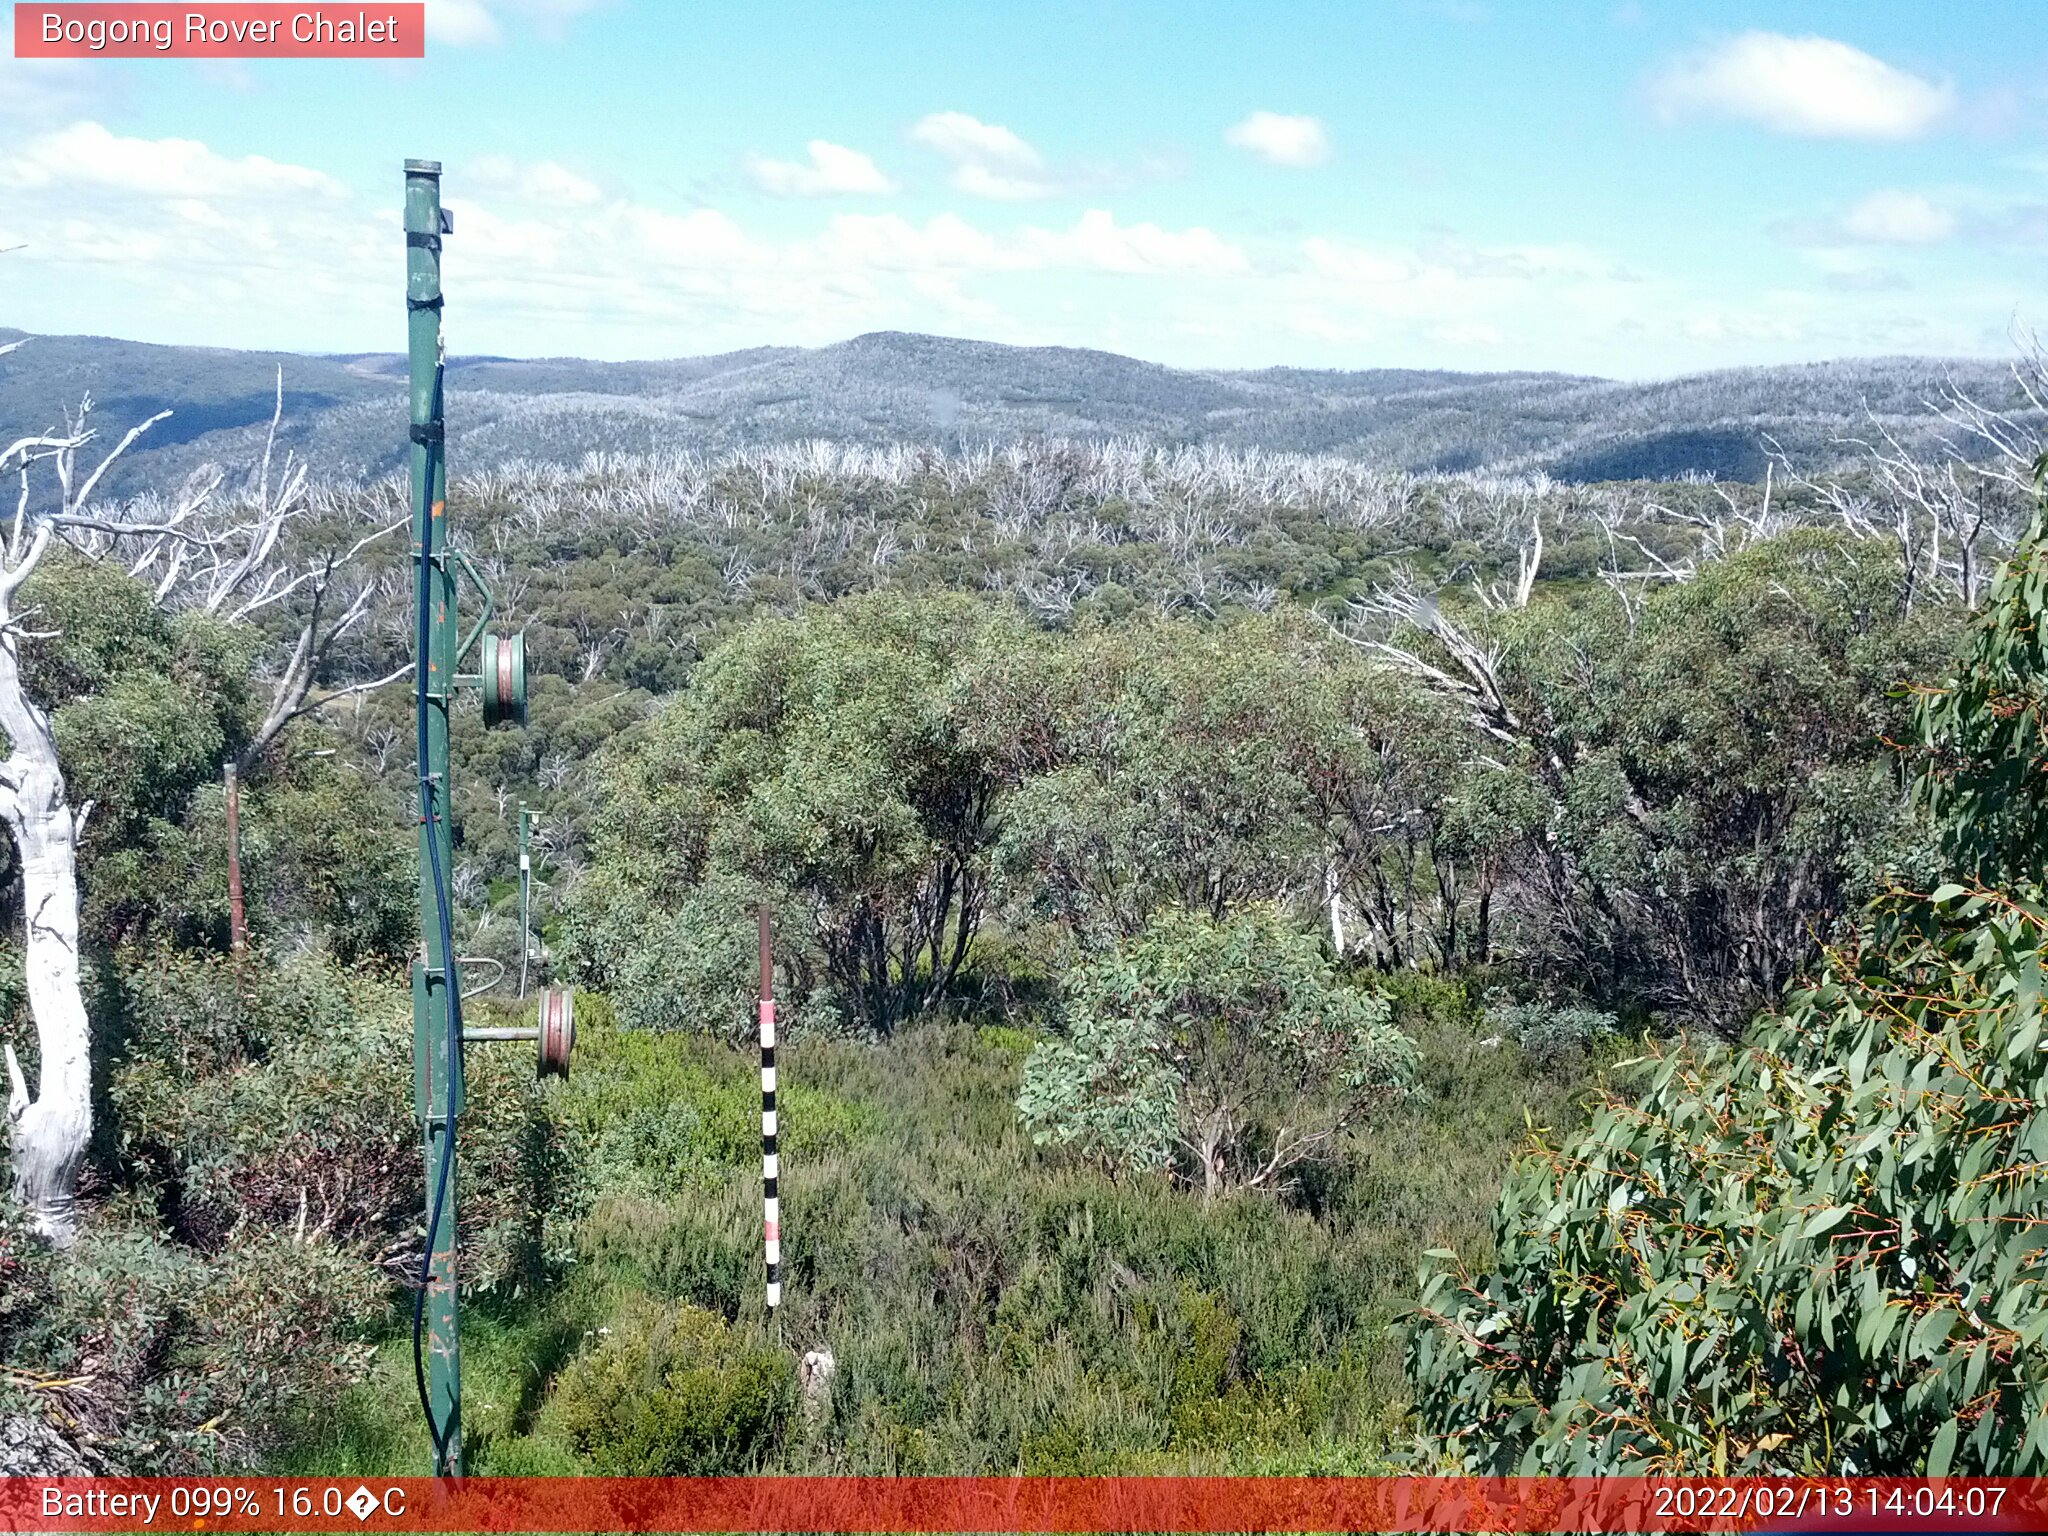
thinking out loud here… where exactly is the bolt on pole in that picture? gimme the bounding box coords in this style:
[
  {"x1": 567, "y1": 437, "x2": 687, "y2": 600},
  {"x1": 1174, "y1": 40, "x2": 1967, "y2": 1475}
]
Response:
[{"x1": 406, "y1": 156, "x2": 464, "y2": 1478}]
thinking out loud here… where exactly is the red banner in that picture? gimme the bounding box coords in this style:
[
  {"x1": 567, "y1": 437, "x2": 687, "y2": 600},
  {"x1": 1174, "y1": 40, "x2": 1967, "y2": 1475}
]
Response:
[
  {"x1": 2, "y1": 1477, "x2": 2045, "y2": 1533},
  {"x1": 12, "y1": 4, "x2": 425, "y2": 58}
]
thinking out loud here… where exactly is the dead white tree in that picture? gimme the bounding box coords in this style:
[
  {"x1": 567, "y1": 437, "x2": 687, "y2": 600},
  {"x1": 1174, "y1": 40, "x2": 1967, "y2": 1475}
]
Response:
[
  {"x1": 1, "y1": 380, "x2": 402, "y2": 1241},
  {"x1": 1342, "y1": 574, "x2": 1560, "y2": 777},
  {"x1": 1769, "y1": 354, "x2": 2044, "y2": 614},
  {"x1": 129, "y1": 374, "x2": 411, "y2": 770},
  {"x1": 0, "y1": 401, "x2": 225, "y2": 1241}
]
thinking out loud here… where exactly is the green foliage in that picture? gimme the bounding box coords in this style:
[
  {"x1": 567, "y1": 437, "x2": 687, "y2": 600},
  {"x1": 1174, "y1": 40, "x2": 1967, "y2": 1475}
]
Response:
[
  {"x1": 4, "y1": 438, "x2": 2015, "y2": 1480},
  {"x1": 237, "y1": 741, "x2": 413, "y2": 965},
  {"x1": 550, "y1": 995, "x2": 872, "y2": 1212},
  {"x1": 544, "y1": 1301, "x2": 796, "y2": 1474},
  {"x1": 1452, "y1": 529, "x2": 1951, "y2": 1028},
  {"x1": 566, "y1": 592, "x2": 1023, "y2": 1034},
  {"x1": 1406, "y1": 887, "x2": 2048, "y2": 1473},
  {"x1": 26, "y1": 565, "x2": 258, "y2": 948},
  {"x1": 254, "y1": 962, "x2": 1605, "y2": 1479},
  {"x1": 1483, "y1": 995, "x2": 1622, "y2": 1077},
  {"x1": 1019, "y1": 905, "x2": 1415, "y2": 1197},
  {"x1": 570, "y1": 866, "x2": 829, "y2": 1039},
  {"x1": 1914, "y1": 502, "x2": 2048, "y2": 888},
  {"x1": 4, "y1": 1223, "x2": 385, "y2": 1472},
  {"x1": 982, "y1": 612, "x2": 1471, "y2": 958},
  {"x1": 0, "y1": 554, "x2": 405, "y2": 961},
  {"x1": 108, "y1": 948, "x2": 556, "y2": 1292},
  {"x1": 1403, "y1": 503, "x2": 2048, "y2": 1475},
  {"x1": 0, "y1": 1201, "x2": 56, "y2": 1338}
]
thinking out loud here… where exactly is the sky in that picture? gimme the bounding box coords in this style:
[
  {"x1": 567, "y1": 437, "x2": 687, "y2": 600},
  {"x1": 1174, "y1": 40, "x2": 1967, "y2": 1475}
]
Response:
[{"x1": 1, "y1": 0, "x2": 2046, "y2": 377}]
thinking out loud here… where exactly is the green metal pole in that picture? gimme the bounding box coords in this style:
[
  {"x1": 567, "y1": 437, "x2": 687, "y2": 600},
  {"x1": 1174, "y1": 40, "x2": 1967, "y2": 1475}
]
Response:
[{"x1": 405, "y1": 157, "x2": 464, "y2": 1478}]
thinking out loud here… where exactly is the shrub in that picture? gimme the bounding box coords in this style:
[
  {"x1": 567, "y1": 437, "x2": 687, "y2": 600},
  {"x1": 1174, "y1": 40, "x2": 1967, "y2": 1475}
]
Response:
[
  {"x1": 545, "y1": 1301, "x2": 796, "y2": 1473},
  {"x1": 5, "y1": 1226, "x2": 384, "y2": 1473},
  {"x1": 109, "y1": 948, "x2": 557, "y2": 1292},
  {"x1": 1405, "y1": 886, "x2": 2048, "y2": 1473},
  {"x1": 1483, "y1": 994, "x2": 1620, "y2": 1076},
  {"x1": 1019, "y1": 904, "x2": 1415, "y2": 1200}
]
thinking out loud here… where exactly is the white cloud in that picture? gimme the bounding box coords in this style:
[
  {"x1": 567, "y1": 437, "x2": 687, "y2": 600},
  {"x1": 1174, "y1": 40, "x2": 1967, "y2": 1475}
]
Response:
[
  {"x1": 909, "y1": 111, "x2": 1057, "y2": 200},
  {"x1": 425, "y1": 0, "x2": 609, "y2": 45},
  {"x1": 1648, "y1": 32, "x2": 1952, "y2": 139},
  {"x1": 0, "y1": 122, "x2": 346, "y2": 200},
  {"x1": 2, "y1": 122, "x2": 2015, "y2": 375},
  {"x1": 1302, "y1": 239, "x2": 1412, "y2": 284},
  {"x1": 425, "y1": 0, "x2": 501, "y2": 45},
  {"x1": 1024, "y1": 210, "x2": 1249, "y2": 275},
  {"x1": 1433, "y1": 321, "x2": 1503, "y2": 347},
  {"x1": 808, "y1": 209, "x2": 1246, "y2": 277},
  {"x1": 1224, "y1": 112, "x2": 1332, "y2": 168},
  {"x1": 1775, "y1": 188, "x2": 1959, "y2": 250},
  {"x1": 606, "y1": 205, "x2": 758, "y2": 268},
  {"x1": 0, "y1": 121, "x2": 1258, "y2": 355},
  {"x1": 813, "y1": 213, "x2": 1012, "y2": 272},
  {"x1": 1839, "y1": 189, "x2": 1954, "y2": 244},
  {"x1": 910, "y1": 112, "x2": 1039, "y2": 172},
  {"x1": 0, "y1": 56, "x2": 102, "y2": 123},
  {"x1": 746, "y1": 141, "x2": 896, "y2": 197},
  {"x1": 467, "y1": 155, "x2": 603, "y2": 207}
]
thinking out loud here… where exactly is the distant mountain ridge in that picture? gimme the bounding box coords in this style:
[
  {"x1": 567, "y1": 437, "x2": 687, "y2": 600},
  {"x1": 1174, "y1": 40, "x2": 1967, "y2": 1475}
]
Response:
[{"x1": 0, "y1": 326, "x2": 2033, "y2": 494}]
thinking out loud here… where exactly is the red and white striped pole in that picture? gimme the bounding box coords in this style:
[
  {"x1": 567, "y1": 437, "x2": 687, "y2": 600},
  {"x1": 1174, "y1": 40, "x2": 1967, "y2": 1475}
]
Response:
[{"x1": 759, "y1": 903, "x2": 780, "y2": 1313}]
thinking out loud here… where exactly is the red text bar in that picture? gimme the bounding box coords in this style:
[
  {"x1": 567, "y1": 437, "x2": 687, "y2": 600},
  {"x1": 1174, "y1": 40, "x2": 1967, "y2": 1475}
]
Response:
[
  {"x1": 13, "y1": 4, "x2": 425, "y2": 58},
  {"x1": 3, "y1": 1477, "x2": 2045, "y2": 1533}
]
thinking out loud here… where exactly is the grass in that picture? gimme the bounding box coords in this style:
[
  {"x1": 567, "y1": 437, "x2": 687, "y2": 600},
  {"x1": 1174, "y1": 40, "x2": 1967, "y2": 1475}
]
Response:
[{"x1": 275, "y1": 975, "x2": 1619, "y2": 1476}]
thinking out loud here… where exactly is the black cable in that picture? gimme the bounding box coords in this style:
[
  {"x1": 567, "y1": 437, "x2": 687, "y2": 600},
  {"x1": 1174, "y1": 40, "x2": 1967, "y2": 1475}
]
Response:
[{"x1": 410, "y1": 403, "x2": 462, "y2": 1475}]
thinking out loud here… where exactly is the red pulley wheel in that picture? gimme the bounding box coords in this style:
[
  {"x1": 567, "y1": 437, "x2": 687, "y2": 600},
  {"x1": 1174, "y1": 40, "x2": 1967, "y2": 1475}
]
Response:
[
  {"x1": 537, "y1": 987, "x2": 574, "y2": 1078},
  {"x1": 481, "y1": 631, "x2": 527, "y2": 729}
]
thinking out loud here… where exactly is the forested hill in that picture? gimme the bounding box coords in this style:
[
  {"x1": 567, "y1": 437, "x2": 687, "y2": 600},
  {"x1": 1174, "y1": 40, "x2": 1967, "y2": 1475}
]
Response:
[{"x1": 0, "y1": 324, "x2": 2030, "y2": 491}]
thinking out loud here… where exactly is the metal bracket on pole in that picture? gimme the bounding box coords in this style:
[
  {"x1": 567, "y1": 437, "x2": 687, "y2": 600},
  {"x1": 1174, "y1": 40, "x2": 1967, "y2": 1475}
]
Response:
[{"x1": 451, "y1": 548, "x2": 496, "y2": 670}]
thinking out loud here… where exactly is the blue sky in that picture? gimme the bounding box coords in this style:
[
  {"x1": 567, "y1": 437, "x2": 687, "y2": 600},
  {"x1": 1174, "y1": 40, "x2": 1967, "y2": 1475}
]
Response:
[{"x1": 2, "y1": 1, "x2": 2045, "y2": 375}]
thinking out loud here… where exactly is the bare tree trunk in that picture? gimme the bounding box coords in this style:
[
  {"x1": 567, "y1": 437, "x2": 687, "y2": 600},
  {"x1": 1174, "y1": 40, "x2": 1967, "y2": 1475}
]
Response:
[
  {"x1": 0, "y1": 387, "x2": 396, "y2": 1243},
  {"x1": 0, "y1": 621, "x2": 90, "y2": 1245}
]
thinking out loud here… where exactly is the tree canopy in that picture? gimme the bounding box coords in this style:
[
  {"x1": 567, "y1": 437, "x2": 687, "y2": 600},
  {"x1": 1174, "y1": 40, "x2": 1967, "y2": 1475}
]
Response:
[{"x1": 1402, "y1": 502, "x2": 2048, "y2": 1475}]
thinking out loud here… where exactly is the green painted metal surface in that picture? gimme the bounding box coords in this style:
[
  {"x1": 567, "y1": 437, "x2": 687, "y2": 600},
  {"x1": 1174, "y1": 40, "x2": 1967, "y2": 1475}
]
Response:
[{"x1": 405, "y1": 157, "x2": 464, "y2": 1478}]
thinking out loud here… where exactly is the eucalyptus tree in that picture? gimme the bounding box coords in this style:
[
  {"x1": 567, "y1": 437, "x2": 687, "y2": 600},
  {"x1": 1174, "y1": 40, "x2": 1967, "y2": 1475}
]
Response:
[
  {"x1": 1, "y1": 403, "x2": 217, "y2": 1239},
  {"x1": 566, "y1": 591, "x2": 1023, "y2": 1036},
  {"x1": 1404, "y1": 480, "x2": 2048, "y2": 1475},
  {"x1": 1348, "y1": 529, "x2": 1952, "y2": 1031},
  {"x1": 0, "y1": 388, "x2": 400, "y2": 1241}
]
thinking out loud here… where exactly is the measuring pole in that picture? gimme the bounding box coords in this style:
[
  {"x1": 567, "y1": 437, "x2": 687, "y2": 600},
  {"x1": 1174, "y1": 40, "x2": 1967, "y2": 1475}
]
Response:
[
  {"x1": 223, "y1": 761, "x2": 246, "y2": 954},
  {"x1": 760, "y1": 904, "x2": 780, "y2": 1315},
  {"x1": 518, "y1": 803, "x2": 532, "y2": 999},
  {"x1": 406, "y1": 158, "x2": 464, "y2": 1478}
]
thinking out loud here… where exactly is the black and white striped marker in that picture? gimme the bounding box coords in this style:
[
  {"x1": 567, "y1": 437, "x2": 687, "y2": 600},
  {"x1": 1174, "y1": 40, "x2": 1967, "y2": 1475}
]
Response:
[{"x1": 759, "y1": 904, "x2": 779, "y2": 1312}]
